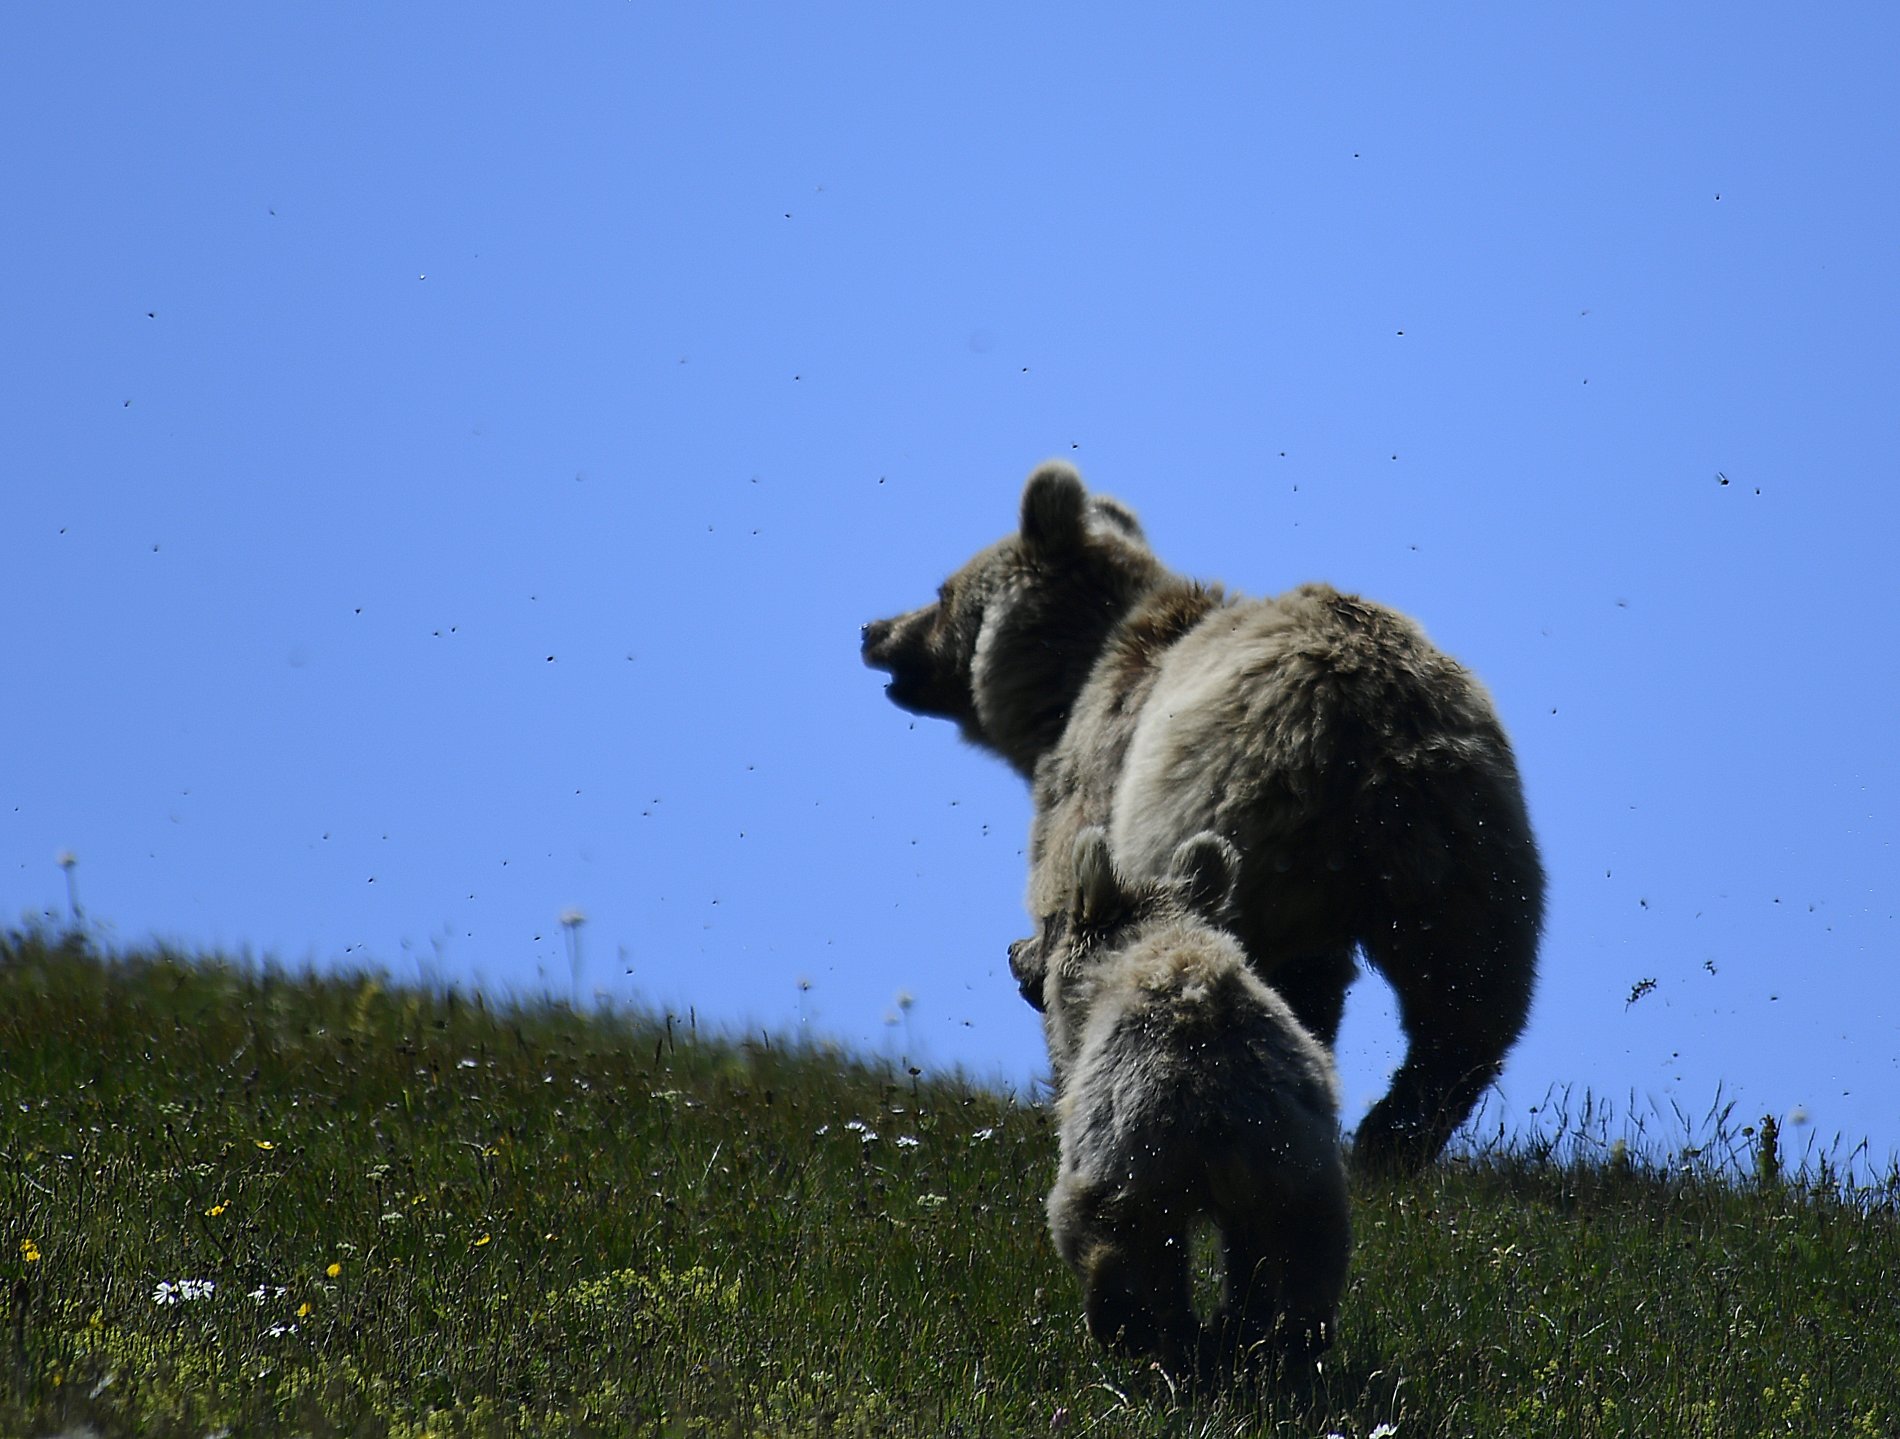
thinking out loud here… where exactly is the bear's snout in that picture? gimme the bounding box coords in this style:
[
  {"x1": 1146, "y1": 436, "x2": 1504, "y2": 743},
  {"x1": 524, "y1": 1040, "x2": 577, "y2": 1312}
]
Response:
[
  {"x1": 860, "y1": 605, "x2": 974, "y2": 724},
  {"x1": 860, "y1": 615, "x2": 897, "y2": 668}
]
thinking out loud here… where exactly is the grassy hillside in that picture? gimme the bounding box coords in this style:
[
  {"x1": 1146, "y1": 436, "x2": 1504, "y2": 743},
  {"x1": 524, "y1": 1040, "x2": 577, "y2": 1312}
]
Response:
[{"x1": 3, "y1": 930, "x2": 1898, "y2": 1437}]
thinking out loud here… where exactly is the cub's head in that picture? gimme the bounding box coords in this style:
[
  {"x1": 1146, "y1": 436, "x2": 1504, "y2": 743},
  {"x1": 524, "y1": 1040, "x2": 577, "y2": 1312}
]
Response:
[
  {"x1": 1018, "y1": 821, "x2": 1238, "y2": 1034},
  {"x1": 1029, "y1": 826, "x2": 1242, "y2": 1078},
  {"x1": 1062, "y1": 826, "x2": 1240, "y2": 965},
  {"x1": 860, "y1": 462, "x2": 1154, "y2": 776}
]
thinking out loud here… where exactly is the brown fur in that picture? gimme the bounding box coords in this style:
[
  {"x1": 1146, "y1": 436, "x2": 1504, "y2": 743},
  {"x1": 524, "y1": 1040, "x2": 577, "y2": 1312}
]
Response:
[
  {"x1": 864, "y1": 461, "x2": 1545, "y2": 1171},
  {"x1": 1043, "y1": 830, "x2": 1349, "y2": 1373}
]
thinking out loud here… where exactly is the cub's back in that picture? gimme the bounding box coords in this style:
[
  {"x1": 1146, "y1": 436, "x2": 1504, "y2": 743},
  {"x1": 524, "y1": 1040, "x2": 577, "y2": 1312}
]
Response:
[{"x1": 1058, "y1": 927, "x2": 1339, "y2": 1185}]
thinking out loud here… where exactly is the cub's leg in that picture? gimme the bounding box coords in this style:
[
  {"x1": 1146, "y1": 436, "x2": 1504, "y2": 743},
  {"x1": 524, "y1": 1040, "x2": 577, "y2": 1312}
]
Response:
[{"x1": 1050, "y1": 1181, "x2": 1197, "y2": 1368}]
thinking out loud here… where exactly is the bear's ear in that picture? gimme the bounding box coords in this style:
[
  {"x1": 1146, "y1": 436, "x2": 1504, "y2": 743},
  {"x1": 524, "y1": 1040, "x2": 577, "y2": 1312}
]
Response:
[
  {"x1": 1169, "y1": 832, "x2": 1240, "y2": 918},
  {"x1": 1020, "y1": 462, "x2": 1089, "y2": 554},
  {"x1": 1071, "y1": 827, "x2": 1122, "y2": 927},
  {"x1": 1088, "y1": 495, "x2": 1146, "y2": 545}
]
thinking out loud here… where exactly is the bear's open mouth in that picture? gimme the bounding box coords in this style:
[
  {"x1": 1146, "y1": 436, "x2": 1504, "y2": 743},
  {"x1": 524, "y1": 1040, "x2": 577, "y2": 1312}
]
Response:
[
  {"x1": 861, "y1": 623, "x2": 944, "y2": 714},
  {"x1": 878, "y1": 672, "x2": 932, "y2": 715},
  {"x1": 870, "y1": 659, "x2": 969, "y2": 723}
]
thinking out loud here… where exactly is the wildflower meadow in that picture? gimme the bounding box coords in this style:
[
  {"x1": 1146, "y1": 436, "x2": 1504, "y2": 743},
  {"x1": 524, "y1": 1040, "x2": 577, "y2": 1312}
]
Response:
[{"x1": 4, "y1": 929, "x2": 1900, "y2": 1436}]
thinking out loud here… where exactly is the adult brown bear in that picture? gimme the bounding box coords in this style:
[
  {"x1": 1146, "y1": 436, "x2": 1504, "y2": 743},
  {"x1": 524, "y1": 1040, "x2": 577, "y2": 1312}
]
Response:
[{"x1": 862, "y1": 461, "x2": 1545, "y2": 1171}]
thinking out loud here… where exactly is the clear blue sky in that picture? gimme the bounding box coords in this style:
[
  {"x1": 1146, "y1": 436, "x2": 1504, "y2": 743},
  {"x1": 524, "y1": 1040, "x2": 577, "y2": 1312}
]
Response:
[{"x1": 6, "y1": 6, "x2": 1896, "y2": 1171}]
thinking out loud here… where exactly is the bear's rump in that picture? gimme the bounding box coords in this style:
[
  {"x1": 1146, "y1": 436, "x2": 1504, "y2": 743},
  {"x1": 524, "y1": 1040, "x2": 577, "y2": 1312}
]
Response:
[
  {"x1": 1106, "y1": 602, "x2": 1357, "y2": 881},
  {"x1": 1105, "y1": 592, "x2": 1519, "y2": 913}
]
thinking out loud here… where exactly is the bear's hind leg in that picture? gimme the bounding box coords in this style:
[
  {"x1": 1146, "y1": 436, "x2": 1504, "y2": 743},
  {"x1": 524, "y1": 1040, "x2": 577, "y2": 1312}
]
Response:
[
  {"x1": 1255, "y1": 944, "x2": 1357, "y2": 1050},
  {"x1": 1209, "y1": 1225, "x2": 1279, "y2": 1370},
  {"x1": 1058, "y1": 1186, "x2": 1198, "y2": 1368},
  {"x1": 1214, "y1": 1173, "x2": 1348, "y2": 1369},
  {"x1": 1084, "y1": 1234, "x2": 1198, "y2": 1370},
  {"x1": 1356, "y1": 898, "x2": 1538, "y2": 1172},
  {"x1": 1265, "y1": 1173, "x2": 1351, "y2": 1361}
]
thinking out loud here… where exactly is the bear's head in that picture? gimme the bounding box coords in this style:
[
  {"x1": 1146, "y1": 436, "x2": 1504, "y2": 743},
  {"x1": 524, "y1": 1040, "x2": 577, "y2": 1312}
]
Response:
[{"x1": 861, "y1": 462, "x2": 1159, "y2": 776}]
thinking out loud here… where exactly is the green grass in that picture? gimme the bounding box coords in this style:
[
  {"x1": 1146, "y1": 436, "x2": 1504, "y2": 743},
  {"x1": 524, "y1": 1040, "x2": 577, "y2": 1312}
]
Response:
[{"x1": 4, "y1": 928, "x2": 1899, "y2": 1437}]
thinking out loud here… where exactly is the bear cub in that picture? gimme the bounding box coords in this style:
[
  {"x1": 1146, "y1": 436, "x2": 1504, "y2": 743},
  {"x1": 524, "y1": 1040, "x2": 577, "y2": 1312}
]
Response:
[{"x1": 1042, "y1": 827, "x2": 1350, "y2": 1375}]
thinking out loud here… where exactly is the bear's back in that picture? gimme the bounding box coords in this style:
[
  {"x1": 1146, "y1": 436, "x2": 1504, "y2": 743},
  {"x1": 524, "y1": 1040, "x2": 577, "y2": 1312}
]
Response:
[{"x1": 1106, "y1": 583, "x2": 1521, "y2": 906}]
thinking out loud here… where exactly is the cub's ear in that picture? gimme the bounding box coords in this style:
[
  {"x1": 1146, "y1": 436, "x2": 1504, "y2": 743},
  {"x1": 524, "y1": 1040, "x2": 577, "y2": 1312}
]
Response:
[
  {"x1": 1020, "y1": 462, "x2": 1089, "y2": 553},
  {"x1": 1169, "y1": 831, "x2": 1241, "y2": 919},
  {"x1": 1071, "y1": 827, "x2": 1122, "y2": 927}
]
